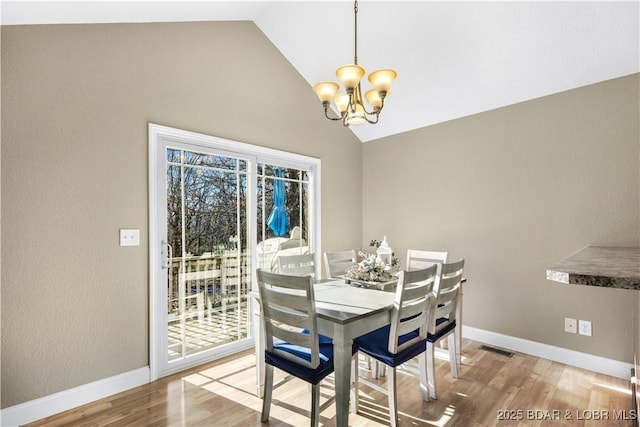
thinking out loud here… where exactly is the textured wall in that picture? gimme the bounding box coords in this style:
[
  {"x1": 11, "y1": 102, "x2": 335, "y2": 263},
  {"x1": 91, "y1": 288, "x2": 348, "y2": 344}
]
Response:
[
  {"x1": 363, "y1": 74, "x2": 639, "y2": 362},
  {"x1": 1, "y1": 21, "x2": 362, "y2": 408},
  {"x1": 3, "y1": 19, "x2": 637, "y2": 411}
]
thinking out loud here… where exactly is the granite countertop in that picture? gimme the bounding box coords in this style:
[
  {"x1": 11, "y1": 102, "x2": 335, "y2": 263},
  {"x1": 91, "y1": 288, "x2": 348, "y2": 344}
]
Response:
[{"x1": 546, "y1": 246, "x2": 640, "y2": 290}]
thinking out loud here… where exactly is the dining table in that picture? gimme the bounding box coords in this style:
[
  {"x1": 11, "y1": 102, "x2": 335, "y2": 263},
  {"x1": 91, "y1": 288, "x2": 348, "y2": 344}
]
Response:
[{"x1": 253, "y1": 279, "x2": 396, "y2": 427}]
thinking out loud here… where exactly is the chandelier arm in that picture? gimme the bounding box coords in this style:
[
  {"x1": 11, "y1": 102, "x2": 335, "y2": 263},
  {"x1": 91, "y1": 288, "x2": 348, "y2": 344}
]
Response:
[
  {"x1": 379, "y1": 95, "x2": 387, "y2": 109},
  {"x1": 347, "y1": 93, "x2": 356, "y2": 113},
  {"x1": 324, "y1": 106, "x2": 345, "y2": 121},
  {"x1": 349, "y1": 85, "x2": 362, "y2": 113},
  {"x1": 355, "y1": 82, "x2": 381, "y2": 116},
  {"x1": 360, "y1": 104, "x2": 380, "y2": 116},
  {"x1": 363, "y1": 113, "x2": 380, "y2": 125}
]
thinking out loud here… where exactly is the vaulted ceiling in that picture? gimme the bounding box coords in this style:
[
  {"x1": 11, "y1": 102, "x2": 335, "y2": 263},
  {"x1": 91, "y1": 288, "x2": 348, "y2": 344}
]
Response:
[{"x1": 3, "y1": 1, "x2": 639, "y2": 142}]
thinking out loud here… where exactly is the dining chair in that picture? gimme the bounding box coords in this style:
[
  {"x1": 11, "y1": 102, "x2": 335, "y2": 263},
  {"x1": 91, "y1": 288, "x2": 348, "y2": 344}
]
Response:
[
  {"x1": 277, "y1": 252, "x2": 316, "y2": 277},
  {"x1": 256, "y1": 269, "x2": 356, "y2": 426},
  {"x1": 323, "y1": 249, "x2": 357, "y2": 279},
  {"x1": 406, "y1": 249, "x2": 450, "y2": 349},
  {"x1": 406, "y1": 249, "x2": 448, "y2": 277},
  {"x1": 353, "y1": 265, "x2": 438, "y2": 427},
  {"x1": 426, "y1": 258, "x2": 465, "y2": 400}
]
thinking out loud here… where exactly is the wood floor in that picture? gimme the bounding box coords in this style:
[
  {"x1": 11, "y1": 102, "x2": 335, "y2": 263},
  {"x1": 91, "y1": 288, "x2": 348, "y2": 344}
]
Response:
[{"x1": 26, "y1": 339, "x2": 634, "y2": 426}]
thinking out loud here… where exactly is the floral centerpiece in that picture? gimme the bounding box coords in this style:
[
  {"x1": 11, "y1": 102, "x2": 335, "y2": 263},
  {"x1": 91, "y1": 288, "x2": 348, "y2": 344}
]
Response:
[{"x1": 345, "y1": 238, "x2": 401, "y2": 283}]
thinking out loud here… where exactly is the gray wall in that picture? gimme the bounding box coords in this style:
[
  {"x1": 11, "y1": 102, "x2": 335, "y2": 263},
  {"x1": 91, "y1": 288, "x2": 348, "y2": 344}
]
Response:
[
  {"x1": 363, "y1": 74, "x2": 640, "y2": 362},
  {"x1": 1, "y1": 22, "x2": 362, "y2": 408}
]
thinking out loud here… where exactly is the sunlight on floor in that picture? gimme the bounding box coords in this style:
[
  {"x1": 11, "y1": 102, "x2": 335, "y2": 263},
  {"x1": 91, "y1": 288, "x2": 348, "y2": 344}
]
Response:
[
  {"x1": 181, "y1": 354, "x2": 334, "y2": 425},
  {"x1": 375, "y1": 403, "x2": 457, "y2": 427},
  {"x1": 434, "y1": 347, "x2": 467, "y2": 364},
  {"x1": 182, "y1": 373, "x2": 212, "y2": 386},
  {"x1": 592, "y1": 381, "x2": 632, "y2": 396},
  {"x1": 176, "y1": 348, "x2": 632, "y2": 427},
  {"x1": 181, "y1": 353, "x2": 451, "y2": 426},
  {"x1": 428, "y1": 404, "x2": 456, "y2": 427}
]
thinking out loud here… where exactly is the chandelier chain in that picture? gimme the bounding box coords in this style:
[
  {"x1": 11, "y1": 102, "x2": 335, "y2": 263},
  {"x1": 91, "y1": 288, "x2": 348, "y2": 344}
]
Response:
[{"x1": 354, "y1": 0, "x2": 358, "y2": 65}]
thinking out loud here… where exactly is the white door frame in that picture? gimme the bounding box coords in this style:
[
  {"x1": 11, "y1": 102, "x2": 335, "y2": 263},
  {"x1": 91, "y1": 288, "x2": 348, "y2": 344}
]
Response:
[{"x1": 148, "y1": 123, "x2": 321, "y2": 380}]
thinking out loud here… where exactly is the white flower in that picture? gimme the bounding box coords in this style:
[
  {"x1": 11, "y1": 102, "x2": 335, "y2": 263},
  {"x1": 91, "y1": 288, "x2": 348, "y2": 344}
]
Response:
[{"x1": 346, "y1": 251, "x2": 394, "y2": 282}]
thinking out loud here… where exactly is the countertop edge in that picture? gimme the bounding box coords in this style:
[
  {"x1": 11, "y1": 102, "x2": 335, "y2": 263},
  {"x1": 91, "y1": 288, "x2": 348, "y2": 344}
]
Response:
[{"x1": 546, "y1": 246, "x2": 640, "y2": 291}]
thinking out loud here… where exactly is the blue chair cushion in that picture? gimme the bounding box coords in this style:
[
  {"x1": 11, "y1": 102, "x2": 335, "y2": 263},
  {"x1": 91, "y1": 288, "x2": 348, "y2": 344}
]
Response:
[
  {"x1": 354, "y1": 325, "x2": 427, "y2": 368},
  {"x1": 302, "y1": 329, "x2": 332, "y2": 344},
  {"x1": 265, "y1": 333, "x2": 356, "y2": 385},
  {"x1": 427, "y1": 318, "x2": 457, "y2": 343}
]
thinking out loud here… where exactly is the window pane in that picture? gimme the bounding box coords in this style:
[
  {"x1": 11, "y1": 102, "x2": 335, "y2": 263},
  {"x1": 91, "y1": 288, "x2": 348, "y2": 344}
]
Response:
[
  {"x1": 183, "y1": 167, "x2": 238, "y2": 255},
  {"x1": 166, "y1": 147, "x2": 250, "y2": 361},
  {"x1": 166, "y1": 148, "x2": 182, "y2": 163},
  {"x1": 257, "y1": 163, "x2": 311, "y2": 272},
  {"x1": 183, "y1": 150, "x2": 238, "y2": 171}
]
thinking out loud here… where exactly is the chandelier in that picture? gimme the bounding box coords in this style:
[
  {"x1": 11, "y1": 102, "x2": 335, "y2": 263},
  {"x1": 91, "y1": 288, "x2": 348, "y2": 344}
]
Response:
[{"x1": 312, "y1": 0, "x2": 397, "y2": 127}]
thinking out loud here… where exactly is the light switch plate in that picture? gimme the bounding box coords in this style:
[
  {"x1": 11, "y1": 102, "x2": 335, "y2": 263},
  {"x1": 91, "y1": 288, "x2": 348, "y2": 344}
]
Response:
[
  {"x1": 119, "y1": 229, "x2": 140, "y2": 246},
  {"x1": 564, "y1": 317, "x2": 577, "y2": 334}
]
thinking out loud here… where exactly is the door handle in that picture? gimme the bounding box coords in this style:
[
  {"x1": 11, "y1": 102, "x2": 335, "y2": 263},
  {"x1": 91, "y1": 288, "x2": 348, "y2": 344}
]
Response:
[{"x1": 161, "y1": 240, "x2": 173, "y2": 269}]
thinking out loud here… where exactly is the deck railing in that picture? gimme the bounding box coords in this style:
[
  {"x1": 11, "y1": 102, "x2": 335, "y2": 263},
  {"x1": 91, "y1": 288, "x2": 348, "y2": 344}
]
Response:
[{"x1": 168, "y1": 250, "x2": 251, "y2": 319}]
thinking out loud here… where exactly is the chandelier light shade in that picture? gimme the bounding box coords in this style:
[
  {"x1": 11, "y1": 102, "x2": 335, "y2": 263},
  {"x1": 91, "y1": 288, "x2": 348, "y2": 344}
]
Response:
[
  {"x1": 335, "y1": 64, "x2": 366, "y2": 89},
  {"x1": 313, "y1": 82, "x2": 340, "y2": 102},
  {"x1": 368, "y1": 69, "x2": 397, "y2": 92},
  {"x1": 312, "y1": 0, "x2": 397, "y2": 126},
  {"x1": 334, "y1": 92, "x2": 350, "y2": 113}
]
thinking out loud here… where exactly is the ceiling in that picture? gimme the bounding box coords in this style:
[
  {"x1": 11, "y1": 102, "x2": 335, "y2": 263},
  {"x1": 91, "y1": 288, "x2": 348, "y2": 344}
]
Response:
[{"x1": 3, "y1": 1, "x2": 639, "y2": 142}]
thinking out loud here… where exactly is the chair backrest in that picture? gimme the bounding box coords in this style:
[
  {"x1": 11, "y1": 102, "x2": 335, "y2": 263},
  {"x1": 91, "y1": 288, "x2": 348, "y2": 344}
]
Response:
[
  {"x1": 277, "y1": 253, "x2": 316, "y2": 277},
  {"x1": 323, "y1": 250, "x2": 358, "y2": 279},
  {"x1": 256, "y1": 269, "x2": 320, "y2": 368},
  {"x1": 406, "y1": 249, "x2": 448, "y2": 293},
  {"x1": 434, "y1": 259, "x2": 465, "y2": 324},
  {"x1": 387, "y1": 265, "x2": 438, "y2": 354},
  {"x1": 406, "y1": 249, "x2": 448, "y2": 271}
]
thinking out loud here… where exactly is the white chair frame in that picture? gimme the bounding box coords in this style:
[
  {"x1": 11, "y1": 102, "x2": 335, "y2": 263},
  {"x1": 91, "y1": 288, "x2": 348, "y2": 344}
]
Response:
[
  {"x1": 427, "y1": 259, "x2": 465, "y2": 400},
  {"x1": 257, "y1": 269, "x2": 333, "y2": 426},
  {"x1": 277, "y1": 252, "x2": 316, "y2": 277},
  {"x1": 406, "y1": 249, "x2": 448, "y2": 279},
  {"x1": 355, "y1": 266, "x2": 438, "y2": 427},
  {"x1": 323, "y1": 249, "x2": 357, "y2": 279}
]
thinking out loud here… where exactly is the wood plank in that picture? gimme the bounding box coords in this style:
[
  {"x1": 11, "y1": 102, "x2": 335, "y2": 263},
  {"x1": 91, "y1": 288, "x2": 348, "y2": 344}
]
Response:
[{"x1": 24, "y1": 339, "x2": 633, "y2": 427}]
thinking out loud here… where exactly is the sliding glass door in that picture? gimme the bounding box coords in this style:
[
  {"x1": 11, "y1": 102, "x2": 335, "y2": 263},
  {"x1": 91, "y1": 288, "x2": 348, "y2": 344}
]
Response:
[
  {"x1": 165, "y1": 146, "x2": 251, "y2": 363},
  {"x1": 149, "y1": 124, "x2": 320, "y2": 379}
]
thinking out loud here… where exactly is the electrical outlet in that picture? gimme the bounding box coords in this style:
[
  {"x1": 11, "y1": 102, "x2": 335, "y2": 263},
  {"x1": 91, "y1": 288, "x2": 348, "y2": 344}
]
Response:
[
  {"x1": 564, "y1": 317, "x2": 577, "y2": 333},
  {"x1": 578, "y1": 320, "x2": 592, "y2": 336}
]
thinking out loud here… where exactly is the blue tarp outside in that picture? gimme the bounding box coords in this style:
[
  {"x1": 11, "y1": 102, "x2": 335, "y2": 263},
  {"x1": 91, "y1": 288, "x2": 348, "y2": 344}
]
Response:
[{"x1": 267, "y1": 167, "x2": 290, "y2": 236}]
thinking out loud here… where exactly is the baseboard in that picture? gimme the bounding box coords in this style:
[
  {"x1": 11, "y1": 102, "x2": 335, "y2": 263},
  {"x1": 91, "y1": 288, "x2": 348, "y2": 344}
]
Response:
[
  {"x1": 463, "y1": 326, "x2": 633, "y2": 380},
  {"x1": 0, "y1": 366, "x2": 150, "y2": 427}
]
